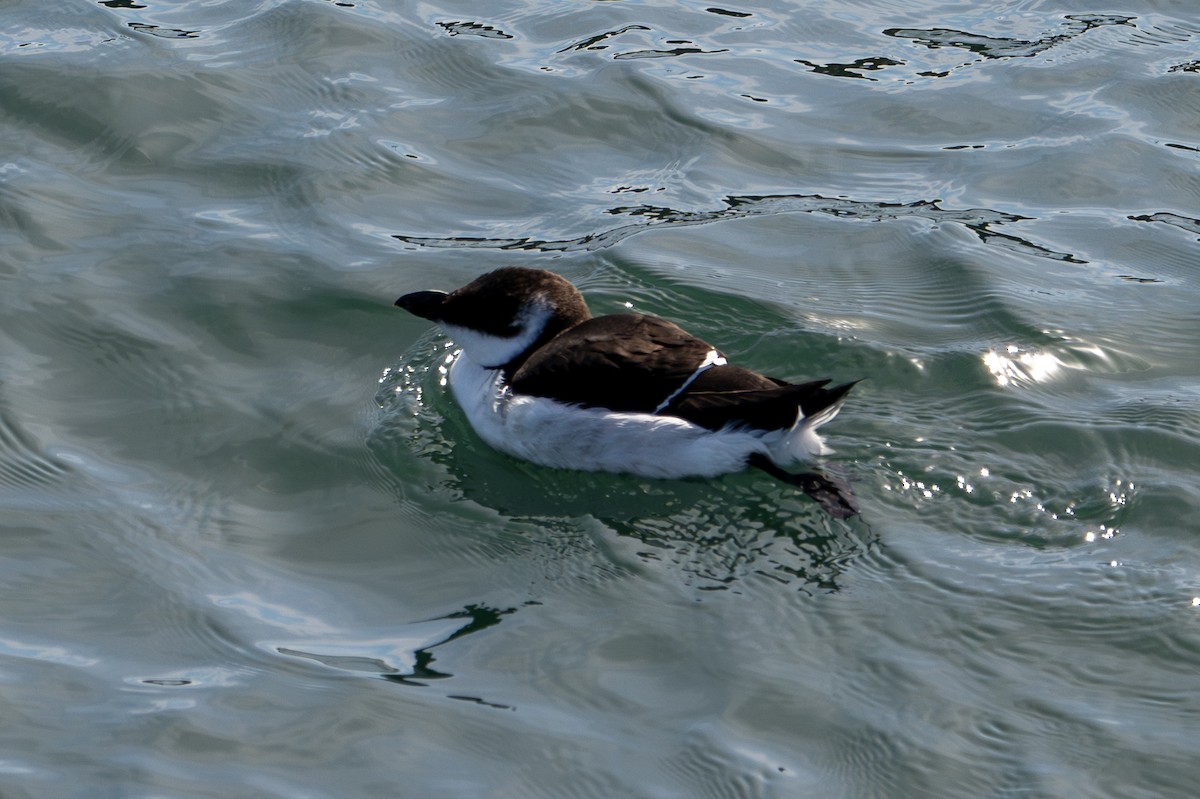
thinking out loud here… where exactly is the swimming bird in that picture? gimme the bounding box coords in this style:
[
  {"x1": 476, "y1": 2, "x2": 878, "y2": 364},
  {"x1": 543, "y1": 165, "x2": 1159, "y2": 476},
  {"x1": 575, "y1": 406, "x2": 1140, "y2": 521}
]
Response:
[{"x1": 395, "y1": 267, "x2": 859, "y2": 517}]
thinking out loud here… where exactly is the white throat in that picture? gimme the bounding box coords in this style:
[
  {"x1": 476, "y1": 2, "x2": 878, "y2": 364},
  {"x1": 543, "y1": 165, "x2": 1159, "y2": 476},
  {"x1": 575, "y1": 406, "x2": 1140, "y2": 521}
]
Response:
[{"x1": 440, "y1": 300, "x2": 555, "y2": 369}]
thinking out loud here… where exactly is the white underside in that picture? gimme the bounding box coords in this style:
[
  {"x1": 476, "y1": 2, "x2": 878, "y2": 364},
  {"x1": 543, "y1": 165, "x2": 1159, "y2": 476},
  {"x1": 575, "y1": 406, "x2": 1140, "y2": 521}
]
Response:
[{"x1": 447, "y1": 351, "x2": 833, "y2": 479}]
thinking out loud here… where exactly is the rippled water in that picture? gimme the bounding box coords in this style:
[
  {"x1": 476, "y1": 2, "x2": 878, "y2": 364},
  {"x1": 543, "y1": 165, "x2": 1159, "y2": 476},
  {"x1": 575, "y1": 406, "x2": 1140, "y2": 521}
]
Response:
[{"x1": 2, "y1": 1, "x2": 1199, "y2": 796}]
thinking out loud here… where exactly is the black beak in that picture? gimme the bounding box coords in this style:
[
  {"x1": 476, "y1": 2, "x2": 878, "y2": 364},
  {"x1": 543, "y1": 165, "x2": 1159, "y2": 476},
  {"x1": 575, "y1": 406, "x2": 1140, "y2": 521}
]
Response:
[{"x1": 395, "y1": 290, "x2": 448, "y2": 321}]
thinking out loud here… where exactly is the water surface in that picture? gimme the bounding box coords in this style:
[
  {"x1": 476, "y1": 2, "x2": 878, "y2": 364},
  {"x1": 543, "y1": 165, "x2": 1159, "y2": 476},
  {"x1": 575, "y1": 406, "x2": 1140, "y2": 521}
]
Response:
[{"x1": 2, "y1": 1, "x2": 1199, "y2": 796}]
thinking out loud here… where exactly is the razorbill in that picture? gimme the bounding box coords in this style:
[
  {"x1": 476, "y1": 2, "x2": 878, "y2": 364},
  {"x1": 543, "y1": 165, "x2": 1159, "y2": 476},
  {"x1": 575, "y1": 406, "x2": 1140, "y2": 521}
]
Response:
[{"x1": 396, "y1": 267, "x2": 859, "y2": 517}]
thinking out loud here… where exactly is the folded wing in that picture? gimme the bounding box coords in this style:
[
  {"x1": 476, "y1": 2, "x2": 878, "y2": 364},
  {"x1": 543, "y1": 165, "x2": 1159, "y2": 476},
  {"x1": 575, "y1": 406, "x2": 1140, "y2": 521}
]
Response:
[
  {"x1": 509, "y1": 314, "x2": 717, "y2": 413},
  {"x1": 510, "y1": 313, "x2": 854, "y2": 433}
]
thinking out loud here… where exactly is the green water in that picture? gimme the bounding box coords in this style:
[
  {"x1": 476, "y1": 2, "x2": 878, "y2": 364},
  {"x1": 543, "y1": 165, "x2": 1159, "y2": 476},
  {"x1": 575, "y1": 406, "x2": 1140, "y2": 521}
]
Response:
[{"x1": 2, "y1": 1, "x2": 1198, "y2": 797}]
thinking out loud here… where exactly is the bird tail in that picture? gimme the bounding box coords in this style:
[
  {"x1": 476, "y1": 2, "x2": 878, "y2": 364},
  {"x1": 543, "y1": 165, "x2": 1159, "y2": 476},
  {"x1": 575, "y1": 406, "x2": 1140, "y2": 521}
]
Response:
[
  {"x1": 779, "y1": 379, "x2": 859, "y2": 460},
  {"x1": 798, "y1": 380, "x2": 859, "y2": 431}
]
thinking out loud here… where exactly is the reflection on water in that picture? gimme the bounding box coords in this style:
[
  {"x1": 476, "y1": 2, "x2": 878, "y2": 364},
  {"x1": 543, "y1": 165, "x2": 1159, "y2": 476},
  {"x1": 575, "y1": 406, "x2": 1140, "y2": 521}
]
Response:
[
  {"x1": 982, "y1": 345, "x2": 1064, "y2": 387},
  {"x1": 395, "y1": 192, "x2": 1084, "y2": 262},
  {"x1": 437, "y1": 21, "x2": 513, "y2": 40},
  {"x1": 885, "y1": 14, "x2": 1135, "y2": 63},
  {"x1": 794, "y1": 56, "x2": 904, "y2": 82},
  {"x1": 275, "y1": 604, "x2": 515, "y2": 685},
  {"x1": 1129, "y1": 211, "x2": 1200, "y2": 240},
  {"x1": 607, "y1": 497, "x2": 875, "y2": 594},
  {"x1": 126, "y1": 22, "x2": 198, "y2": 40}
]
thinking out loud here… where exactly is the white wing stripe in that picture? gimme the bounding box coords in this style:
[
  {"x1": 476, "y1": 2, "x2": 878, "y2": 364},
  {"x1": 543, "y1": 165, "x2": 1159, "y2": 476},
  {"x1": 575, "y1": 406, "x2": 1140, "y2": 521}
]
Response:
[{"x1": 653, "y1": 349, "x2": 727, "y2": 414}]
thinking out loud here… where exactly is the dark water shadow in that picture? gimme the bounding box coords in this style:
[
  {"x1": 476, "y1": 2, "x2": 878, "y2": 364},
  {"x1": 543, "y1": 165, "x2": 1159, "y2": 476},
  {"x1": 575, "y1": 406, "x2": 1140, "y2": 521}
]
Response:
[{"x1": 371, "y1": 335, "x2": 876, "y2": 598}]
